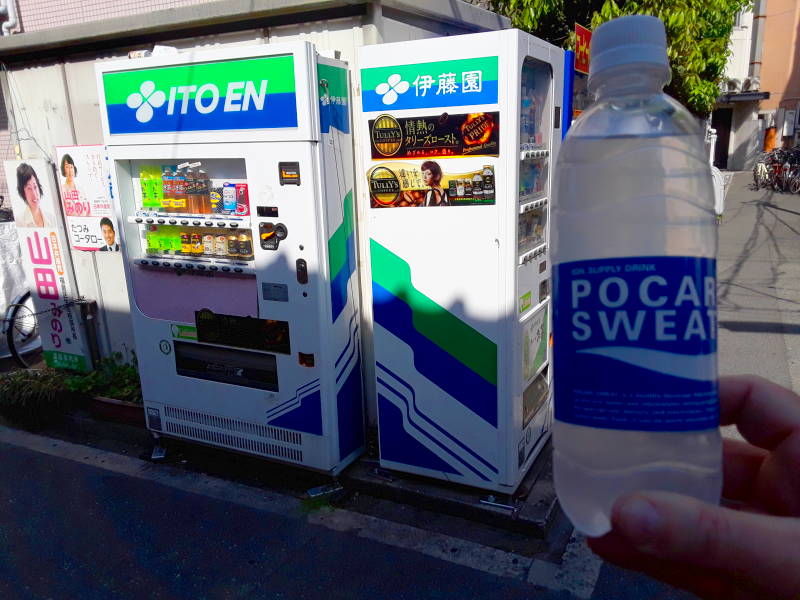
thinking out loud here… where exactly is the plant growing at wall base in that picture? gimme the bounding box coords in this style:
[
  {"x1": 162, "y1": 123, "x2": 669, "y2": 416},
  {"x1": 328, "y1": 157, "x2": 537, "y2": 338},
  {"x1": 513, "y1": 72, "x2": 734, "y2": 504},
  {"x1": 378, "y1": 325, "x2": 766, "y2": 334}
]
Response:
[
  {"x1": 64, "y1": 352, "x2": 143, "y2": 404},
  {"x1": 0, "y1": 368, "x2": 73, "y2": 428}
]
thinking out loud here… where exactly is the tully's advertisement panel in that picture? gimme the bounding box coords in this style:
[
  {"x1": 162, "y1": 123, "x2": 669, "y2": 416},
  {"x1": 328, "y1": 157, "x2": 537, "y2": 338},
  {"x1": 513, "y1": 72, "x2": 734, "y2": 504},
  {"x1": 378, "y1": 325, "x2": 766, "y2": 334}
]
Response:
[
  {"x1": 369, "y1": 112, "x2": 499, "y2": 159},
  {"x1": 367, "y1": 160, "x2": 496, "y2": 208}
]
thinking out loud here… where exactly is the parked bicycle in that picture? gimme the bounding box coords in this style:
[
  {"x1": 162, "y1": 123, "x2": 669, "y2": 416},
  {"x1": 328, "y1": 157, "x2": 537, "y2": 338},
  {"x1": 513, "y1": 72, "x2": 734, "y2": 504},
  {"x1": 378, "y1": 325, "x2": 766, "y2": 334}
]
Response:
[
  {"x1": 753, "y1": 146, "x2": 800, "y2": 193},
  {"x1": 2, "y1": 290, "x2": 40, "y2": 368}
]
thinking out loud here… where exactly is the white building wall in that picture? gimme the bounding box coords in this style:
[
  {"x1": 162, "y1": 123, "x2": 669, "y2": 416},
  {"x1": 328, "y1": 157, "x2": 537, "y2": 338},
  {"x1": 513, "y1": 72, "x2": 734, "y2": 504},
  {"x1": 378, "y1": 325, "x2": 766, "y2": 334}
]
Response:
[
  {"x1": 719, "y1": 8, "x2": 760, "y2": 170},
  {"x1": 725, "y1": 9, "x2": 754, "y2": 83}
]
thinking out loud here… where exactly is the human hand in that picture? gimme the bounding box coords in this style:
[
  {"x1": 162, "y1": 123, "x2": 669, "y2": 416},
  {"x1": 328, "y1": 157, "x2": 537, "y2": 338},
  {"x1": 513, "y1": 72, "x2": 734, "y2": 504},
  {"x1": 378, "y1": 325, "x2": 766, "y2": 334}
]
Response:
[{"x1": 588, "y1": 375, "x2": 800, "y2": 599}]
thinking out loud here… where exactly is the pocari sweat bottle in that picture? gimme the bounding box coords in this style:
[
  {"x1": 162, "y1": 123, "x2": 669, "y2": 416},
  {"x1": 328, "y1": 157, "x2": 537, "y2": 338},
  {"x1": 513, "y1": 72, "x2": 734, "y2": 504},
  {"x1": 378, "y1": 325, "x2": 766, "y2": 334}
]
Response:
[{"x1": 551, "y1": 15, "x2": 722, "y2": 537}]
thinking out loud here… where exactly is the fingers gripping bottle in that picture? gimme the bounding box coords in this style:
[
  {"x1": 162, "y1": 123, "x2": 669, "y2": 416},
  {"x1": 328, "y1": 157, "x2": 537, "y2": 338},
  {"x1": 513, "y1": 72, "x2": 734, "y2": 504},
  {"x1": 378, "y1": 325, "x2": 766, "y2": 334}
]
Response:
[{"x1": 551, "y1": 15, "x2": 722, "y2": 537}]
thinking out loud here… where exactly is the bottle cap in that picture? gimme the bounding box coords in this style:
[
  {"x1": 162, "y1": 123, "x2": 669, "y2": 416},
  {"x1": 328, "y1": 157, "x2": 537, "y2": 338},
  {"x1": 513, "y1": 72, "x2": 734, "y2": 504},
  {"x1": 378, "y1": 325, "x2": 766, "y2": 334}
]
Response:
[{"x1": 589, "y1": 15, "x2": 670, "y2": 81}]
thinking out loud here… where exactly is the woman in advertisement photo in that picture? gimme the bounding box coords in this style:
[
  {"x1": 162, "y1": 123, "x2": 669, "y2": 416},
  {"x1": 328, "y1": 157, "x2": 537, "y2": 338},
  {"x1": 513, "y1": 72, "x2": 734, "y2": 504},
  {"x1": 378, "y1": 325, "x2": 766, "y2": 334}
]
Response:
[
  {"x1": 421, "y1": 161, "x2": 450, "y2": 206},
  {"x1": 60, "y1": 154, "x2": 83, "y2": 199},
  {"x1": 14, "y1": 163, "x2": 56, "y2": 228},
  {"x1": 59, "y1": 153, "x2": 91, "y2": 217}
]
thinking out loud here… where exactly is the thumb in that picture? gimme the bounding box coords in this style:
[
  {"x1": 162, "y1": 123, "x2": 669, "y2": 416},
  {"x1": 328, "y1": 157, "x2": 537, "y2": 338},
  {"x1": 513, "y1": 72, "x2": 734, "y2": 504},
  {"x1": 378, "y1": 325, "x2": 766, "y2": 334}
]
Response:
[{"x1": 612, "y1": 491, "x2": 800, "y2": 595}]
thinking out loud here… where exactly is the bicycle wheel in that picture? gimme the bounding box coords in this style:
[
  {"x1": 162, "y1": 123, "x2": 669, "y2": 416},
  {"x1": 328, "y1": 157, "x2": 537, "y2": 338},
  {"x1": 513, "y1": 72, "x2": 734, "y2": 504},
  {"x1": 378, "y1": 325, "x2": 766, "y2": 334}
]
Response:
[
  {"x1": 5, "y1": 295, "x2": 39, "y2": 369},
  {"x1": 753, "y1": 167, "x2": 759, "y2": 190},
  {"x1": 791, "y1": 176, "x2": 800, "y2": 194}
]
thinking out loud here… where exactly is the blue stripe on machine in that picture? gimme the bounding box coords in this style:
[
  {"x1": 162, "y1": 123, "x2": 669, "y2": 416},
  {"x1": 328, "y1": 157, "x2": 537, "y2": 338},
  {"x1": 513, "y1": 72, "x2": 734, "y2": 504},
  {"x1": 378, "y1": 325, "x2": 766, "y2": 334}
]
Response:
[
  {"x1": 377, "y1": 361, "x2": 497, "y2": 474},
  {"x1": 336, "y1": 325, "x2": 359, "y2": 385},
  {"x1": 378, "y1": 393, "x2": 461, "y2": 476},
  {"x1": 335, "y1": 312, "x2": 359, "y2": 369},
  {"x1": 330, "y1": 230, "x2": 356, "y2": 323},
  {"x1": 372, "y1": 281, "x2": 497, "y2": 427},
  {"x1": 320, "y1": 101, "x2": 350, "y2": 134},
  {"x1": 267, "y1": 389, "x2": 323, "y2": 436},
  {"x1": 337, "y1": 353, "x2": 364, "y2": 460},
  {"x1": 265, "y1": 379, "x2": 320, "y2": 419},
  {"x1": 378, "y1": 376, "x2": 489, "y2": 481},
  {"x1": 106, "y1": 92, "x2": 298, "y2": 133}
]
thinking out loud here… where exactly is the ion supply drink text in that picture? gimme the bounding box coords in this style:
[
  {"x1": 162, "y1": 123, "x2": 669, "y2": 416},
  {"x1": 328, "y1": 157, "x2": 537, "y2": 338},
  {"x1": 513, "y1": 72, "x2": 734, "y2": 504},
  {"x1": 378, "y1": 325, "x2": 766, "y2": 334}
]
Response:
[{"x1": 554, "y1": 256, "x2": 718, "y2": 432}]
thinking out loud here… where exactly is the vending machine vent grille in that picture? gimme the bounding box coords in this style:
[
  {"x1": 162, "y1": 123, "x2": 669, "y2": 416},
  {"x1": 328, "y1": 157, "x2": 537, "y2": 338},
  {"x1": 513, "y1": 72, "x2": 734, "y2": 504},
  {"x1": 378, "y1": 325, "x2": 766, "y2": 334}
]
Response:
[
  {"x1": 165, "y1": 421, "x2": 304, "y2": 463},
  {"x1": 163, "y1": 405, "x2": 302, "y2": 446}
]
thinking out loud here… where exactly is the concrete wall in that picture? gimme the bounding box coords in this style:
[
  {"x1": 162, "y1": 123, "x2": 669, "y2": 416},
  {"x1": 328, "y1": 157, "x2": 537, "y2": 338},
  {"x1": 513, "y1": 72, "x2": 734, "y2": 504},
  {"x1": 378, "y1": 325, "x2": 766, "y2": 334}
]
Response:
[{"x1": 727, "y1": 103, "x2": 763, "y2": 170}]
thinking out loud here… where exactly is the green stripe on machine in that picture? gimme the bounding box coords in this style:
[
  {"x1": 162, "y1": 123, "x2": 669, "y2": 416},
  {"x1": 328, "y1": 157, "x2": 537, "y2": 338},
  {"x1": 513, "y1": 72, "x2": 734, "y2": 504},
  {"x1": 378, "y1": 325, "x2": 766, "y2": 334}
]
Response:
[
  {"x1": 370, "y1": 240, "x2": 497, "y2": 386},
  {"x1": 103, "y1": 55, "x2": 296, "y2": 105}
]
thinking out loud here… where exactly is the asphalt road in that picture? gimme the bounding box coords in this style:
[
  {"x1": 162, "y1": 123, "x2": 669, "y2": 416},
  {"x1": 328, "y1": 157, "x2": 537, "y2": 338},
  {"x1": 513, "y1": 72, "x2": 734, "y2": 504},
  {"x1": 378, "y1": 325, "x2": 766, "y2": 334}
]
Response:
[
  {"x1": 0, "y1": 430, "x2": 691, "y2": 600},
  {"x1": 717, "y1": 173, "x2": 800, "y2": 390}
]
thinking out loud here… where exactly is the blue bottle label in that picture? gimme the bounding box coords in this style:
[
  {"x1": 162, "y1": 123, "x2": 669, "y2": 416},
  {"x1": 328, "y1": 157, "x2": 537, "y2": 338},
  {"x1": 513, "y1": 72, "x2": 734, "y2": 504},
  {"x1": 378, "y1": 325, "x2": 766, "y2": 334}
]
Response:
[{"x1": 553, "y1": 256, "x2": 719, "y2": 432}]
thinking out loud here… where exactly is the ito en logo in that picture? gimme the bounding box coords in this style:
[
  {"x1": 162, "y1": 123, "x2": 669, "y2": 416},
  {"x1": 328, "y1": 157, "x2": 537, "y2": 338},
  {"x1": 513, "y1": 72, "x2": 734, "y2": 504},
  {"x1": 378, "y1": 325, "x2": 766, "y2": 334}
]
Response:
[
  {"x1": 126, "y1": 81, "x2": 166, "y2": 123},
  {"x1": 375, "y1": 74, "x2": 409, "y2": 106}
]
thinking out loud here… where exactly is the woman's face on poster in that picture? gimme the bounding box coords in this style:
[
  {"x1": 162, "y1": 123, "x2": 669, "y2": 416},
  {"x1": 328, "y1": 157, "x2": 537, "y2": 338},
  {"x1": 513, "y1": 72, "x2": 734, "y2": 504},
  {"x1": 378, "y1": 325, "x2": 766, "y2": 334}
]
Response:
[{"x1": 23, "y1": 175, "x2": 41, "y2": 208}]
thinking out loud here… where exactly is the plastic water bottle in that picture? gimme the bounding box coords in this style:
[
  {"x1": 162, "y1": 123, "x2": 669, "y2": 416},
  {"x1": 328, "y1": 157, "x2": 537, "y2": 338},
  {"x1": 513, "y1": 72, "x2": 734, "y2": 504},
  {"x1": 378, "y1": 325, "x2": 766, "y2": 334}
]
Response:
[{"x1": 551, "y1": 15, "x2": 722, "y2": 537}]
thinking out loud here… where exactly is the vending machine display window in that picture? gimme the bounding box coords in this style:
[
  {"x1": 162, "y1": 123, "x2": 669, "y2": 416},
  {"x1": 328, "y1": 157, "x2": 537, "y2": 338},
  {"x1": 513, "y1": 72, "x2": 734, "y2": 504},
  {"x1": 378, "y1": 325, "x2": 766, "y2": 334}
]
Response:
[
  {"x1": 520, "y1": 57, "x2": 553, "y2": 149},
  {"x1": 120, "y1": 158, "x2": 256, "y2": 271},
  {"x1": 518, "y1": 207, "x2": 547, "y2": 255}
]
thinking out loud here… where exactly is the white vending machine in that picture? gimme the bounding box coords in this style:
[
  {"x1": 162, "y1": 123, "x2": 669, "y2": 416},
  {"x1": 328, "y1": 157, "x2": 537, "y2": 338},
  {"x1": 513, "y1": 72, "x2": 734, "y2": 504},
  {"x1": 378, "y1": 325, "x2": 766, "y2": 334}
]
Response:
[
  {"x1": 96, "y1": 43, "x2": 363, "y2": 474},
  {"x1": 358, "y1": 30, "x2": 563, "y2": 492}
]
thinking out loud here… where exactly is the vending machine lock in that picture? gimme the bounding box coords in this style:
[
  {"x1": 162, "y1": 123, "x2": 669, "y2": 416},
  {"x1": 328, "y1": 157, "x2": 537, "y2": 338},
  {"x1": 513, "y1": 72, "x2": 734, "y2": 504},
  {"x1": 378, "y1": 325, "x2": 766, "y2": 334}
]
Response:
[{"x1": 259, "y1": 222, "x2": 288, "y2": 250}]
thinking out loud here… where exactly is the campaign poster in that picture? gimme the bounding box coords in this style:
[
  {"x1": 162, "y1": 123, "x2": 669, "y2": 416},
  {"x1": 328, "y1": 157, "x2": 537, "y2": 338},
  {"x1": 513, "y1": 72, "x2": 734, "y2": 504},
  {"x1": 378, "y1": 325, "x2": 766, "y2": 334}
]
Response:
[
  {"x1": 55, "y1": 146, "x2": 119, "y2": 252},
  {"x1": 367, "y1": 160, "x2": 496, "y2": 208},
  {"x1": 4, "y1": 159, "x2": 92, "y2": 371},
  {"x1": 369, "y1": 112, "x2": 499, "y2": 159}
]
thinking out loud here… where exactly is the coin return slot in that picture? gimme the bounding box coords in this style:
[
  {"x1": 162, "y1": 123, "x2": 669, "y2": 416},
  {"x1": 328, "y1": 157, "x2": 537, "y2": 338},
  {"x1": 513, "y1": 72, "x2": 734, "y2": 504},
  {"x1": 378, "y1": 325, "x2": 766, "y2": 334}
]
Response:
[{"x1": 259, "y1": 222, "x2": 288, "y2": 250}]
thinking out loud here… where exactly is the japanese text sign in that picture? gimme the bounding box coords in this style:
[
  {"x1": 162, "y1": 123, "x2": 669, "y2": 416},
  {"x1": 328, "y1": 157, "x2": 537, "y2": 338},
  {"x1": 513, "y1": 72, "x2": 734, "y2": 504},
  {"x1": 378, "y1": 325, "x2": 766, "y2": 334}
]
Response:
[
  {"x1": 575, "y1": 24, "x2": 592, "y2": 75},
  {"x1": 4, "y1": 159, "x2": 91, "y2": 371},
  {"x1": 56, "y1": 146, "x2": 118, "y2": 251},
  {"x1": 361, "y1": 57, "x2": 498, "y2": 112},
  {"x1": 369, "y1": 112, "x2": 500, "y2": 159}
]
